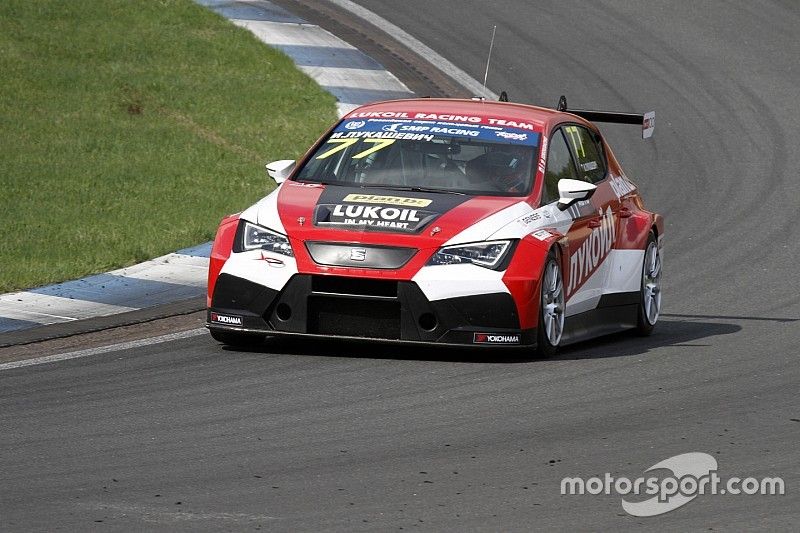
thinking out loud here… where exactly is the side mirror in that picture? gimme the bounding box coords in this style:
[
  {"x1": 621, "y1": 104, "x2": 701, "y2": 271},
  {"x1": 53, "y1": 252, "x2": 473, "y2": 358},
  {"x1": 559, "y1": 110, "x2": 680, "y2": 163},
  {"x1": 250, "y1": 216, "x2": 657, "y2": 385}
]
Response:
[
  {"x1": 265, "y1": 160, "x2": 296, "y2": 184},
  {"x1": 556, "y1": 179, "x2": 596, "y2": 210}
]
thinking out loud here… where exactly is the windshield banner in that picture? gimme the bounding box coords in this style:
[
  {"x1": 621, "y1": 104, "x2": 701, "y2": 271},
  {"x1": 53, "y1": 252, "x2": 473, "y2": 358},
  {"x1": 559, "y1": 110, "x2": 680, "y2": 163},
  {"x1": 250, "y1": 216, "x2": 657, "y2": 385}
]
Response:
[{"x1": 334, "y1": 118, "x2": 540, "y2": 146}]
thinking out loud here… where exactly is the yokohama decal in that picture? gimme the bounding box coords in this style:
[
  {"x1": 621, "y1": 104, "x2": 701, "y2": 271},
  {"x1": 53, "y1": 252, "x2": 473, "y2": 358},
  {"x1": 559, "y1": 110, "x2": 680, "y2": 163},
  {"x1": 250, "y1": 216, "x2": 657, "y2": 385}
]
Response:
[
  {"x1": 473, "y1": 332, "x2": 520, "y2": 344},
  {"x1": 210, "y1": 312, "x2": 243, "y2": 326},
  {"x1": 567, "y1": 206, "x2": 616, "y2": 296}
]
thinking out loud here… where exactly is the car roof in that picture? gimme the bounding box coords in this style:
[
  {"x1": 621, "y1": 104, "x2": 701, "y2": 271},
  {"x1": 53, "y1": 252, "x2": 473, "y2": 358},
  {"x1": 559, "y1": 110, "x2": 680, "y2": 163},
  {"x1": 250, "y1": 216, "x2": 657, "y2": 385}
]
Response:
[{"x1": 344, "y1": 98, "x2": 589, "y2": 131}]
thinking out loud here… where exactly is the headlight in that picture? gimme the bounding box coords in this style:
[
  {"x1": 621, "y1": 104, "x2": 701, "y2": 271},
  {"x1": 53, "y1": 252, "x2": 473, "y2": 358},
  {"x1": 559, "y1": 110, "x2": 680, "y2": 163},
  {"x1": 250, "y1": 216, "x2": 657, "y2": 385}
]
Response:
[
  {"x1": 241, "y1": 221, "x2": 294, "y2": 257},
  {"x1": 427, "y1": 240, "x2": 512, "y2": 269}
]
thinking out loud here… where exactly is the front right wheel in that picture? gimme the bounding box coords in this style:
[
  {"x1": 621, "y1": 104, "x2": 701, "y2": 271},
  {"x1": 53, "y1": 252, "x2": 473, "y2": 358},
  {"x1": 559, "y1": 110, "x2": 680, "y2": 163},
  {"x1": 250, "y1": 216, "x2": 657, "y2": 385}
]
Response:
[
  {"x1": 536, "y1": 253, "x2": 565, "y2": 358},
  {"x1": 636, "y1": 232, "x2": 662, "y2": 335}
]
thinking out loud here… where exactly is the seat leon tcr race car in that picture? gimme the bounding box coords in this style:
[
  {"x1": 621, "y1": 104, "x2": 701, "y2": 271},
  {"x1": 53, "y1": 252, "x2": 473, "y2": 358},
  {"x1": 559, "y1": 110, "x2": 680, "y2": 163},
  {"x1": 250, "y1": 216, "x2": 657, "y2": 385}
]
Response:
[{"x1": 206, "y1": 96, "x2": 663, "y2": 356}]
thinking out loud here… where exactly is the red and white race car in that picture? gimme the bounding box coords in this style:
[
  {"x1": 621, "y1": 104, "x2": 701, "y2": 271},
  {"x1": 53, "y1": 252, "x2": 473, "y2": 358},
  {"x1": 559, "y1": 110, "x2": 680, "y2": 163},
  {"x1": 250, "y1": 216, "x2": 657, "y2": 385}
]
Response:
[{"x1": 206, "y1": 96, "x2": 662, "y2": 356}]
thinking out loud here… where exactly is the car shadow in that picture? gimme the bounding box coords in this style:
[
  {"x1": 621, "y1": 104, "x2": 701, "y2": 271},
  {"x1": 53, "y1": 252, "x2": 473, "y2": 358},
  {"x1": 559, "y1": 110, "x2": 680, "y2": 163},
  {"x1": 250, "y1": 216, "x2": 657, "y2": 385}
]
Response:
[
  {"x1": 552, "y1": 318, "x2": 742, "y2": 361},
  {"x1": 225, "y1": 315, "x2": 748, "y2": 364}
]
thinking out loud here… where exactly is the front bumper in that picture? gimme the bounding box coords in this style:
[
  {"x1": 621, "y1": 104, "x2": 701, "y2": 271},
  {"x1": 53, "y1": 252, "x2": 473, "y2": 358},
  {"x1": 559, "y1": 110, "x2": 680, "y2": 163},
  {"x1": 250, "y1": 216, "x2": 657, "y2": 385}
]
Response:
[{"x1": 207, "y1": 273, "x2": 534, "y2": 347}]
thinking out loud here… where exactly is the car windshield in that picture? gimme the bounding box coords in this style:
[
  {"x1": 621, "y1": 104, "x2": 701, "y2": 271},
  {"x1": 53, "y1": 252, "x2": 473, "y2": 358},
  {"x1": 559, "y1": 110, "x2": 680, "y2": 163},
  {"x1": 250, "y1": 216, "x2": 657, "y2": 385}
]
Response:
[{"x1": 294, "y1": 117, "x2": 540, "y2": 196}]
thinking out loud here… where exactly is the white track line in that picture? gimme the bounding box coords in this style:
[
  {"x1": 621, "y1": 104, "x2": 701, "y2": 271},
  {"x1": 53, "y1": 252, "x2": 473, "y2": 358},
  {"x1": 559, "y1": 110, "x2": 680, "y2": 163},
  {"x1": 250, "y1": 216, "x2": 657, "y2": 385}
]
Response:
[
  {"x1": 0, "y1": 307, "x2": 79, "y2": 322},
  {"x1": 0, "y1": 328, "x2": 207, "y2": 372},
  {"x1": 328, "y1": 0, "x2": 497, "y2": 99},
  {"x1": 0, "y1": 246, "x2": 210, "y2": 330}
]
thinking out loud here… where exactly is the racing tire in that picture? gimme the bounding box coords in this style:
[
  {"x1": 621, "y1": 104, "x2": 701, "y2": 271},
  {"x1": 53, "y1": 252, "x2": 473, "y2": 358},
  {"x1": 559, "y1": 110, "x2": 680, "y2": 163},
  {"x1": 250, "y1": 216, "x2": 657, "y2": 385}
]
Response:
[
  {"x1": 210, "y1": 329, "x2": 266, "y2": 347},
  {"x1": 535, "y1": 251, "x2": 565, "y2": 358},
  {"x1": 636, "y1": 231, "x2": 662, "y2": 336}
]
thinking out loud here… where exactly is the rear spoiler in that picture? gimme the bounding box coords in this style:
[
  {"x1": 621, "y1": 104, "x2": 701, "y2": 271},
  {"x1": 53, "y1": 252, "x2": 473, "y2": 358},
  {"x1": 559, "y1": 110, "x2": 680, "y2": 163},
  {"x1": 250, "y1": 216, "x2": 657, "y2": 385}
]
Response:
[
  {"x1": 556, "y1": 95, "x2": 654, "y2": 139},
  {"x1": 497, "y1": 92, "x2": 654, "y2": 139}
]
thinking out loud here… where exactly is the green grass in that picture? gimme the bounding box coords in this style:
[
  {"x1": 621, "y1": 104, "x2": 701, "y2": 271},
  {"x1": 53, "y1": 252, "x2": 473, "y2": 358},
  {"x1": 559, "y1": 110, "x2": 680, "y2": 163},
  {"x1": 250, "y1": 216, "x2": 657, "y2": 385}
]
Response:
[{"x1": 0, "y1": 0, "x2": 337, "y2": 292}]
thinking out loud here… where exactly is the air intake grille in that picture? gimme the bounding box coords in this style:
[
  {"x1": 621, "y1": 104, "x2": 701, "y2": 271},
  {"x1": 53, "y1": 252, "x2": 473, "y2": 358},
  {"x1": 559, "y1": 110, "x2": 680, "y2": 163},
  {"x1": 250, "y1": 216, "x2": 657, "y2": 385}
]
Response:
[
  {"x1": 311, "y1": 276, "x2": 398, "y2": 298},
  {"x1": 308, "y1": 296, "x2": 400, "y2": 339}
]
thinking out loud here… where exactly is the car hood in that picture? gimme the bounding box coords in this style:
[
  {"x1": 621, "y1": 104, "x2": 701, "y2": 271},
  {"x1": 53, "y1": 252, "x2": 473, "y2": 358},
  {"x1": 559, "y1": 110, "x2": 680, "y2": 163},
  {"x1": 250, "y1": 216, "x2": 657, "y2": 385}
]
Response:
[{"x1": 242, "y1": 181, "x2": 533, "y2": 249}]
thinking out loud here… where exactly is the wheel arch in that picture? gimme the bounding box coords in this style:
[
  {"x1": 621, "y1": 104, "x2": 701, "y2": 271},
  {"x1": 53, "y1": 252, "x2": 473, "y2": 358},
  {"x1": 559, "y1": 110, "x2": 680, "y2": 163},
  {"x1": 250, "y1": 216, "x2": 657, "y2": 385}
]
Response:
[
  {"x1": 651, "y1": 213, "x2": 665, "y2": 247},
  {"x1": 207, "y1": 213, "x2": 240, "y2": 307},
  {"x1": 503, "y1": 233, "x2": 563, "y2": 331},
  {"x1": 619, "y1": 209, "x2": 662, "y2": 251}
]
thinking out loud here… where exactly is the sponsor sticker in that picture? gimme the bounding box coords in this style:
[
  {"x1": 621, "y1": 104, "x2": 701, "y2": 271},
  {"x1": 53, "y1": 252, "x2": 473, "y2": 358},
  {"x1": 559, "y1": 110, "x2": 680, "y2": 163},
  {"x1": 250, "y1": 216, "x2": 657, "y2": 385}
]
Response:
[
  {"x1": 334, "y1": 118, "x2": 539, "y2": 146},
  {"x1": 567, "y1": 206, "x2": 616, "y2": 296},
  {"x1": 255, "y1": 252, "x2": 285, "y2": 268},
  {"x1": 316, "y1": 203, "x2": 436, "y2": 231},
  {"x1": 473, "y1": 332, "x2": 521, "y2": 344},
  {"x1": 532, "y1": 229, "x2": 553, "y2": 241},
  {"x1": 609, "y1": 175, "x2": 636, "y2": 198},
  {"x1": 347, "y1": 111, "x2": 413, "y2": 119},
  {"x1": 330, "y1": 130, "x2": 434, "y2": 142},
  {"x1": 379, "y1": 122, "x2": 480, "y2": 137},
  {"x1": 342, "y1": 193, "x2": 432, "y2": 208},
  {"x1": 517, "y1": 212, "x2": 542, "y2": 226},
  {"x1": 537, "y1": 135, "x2": 549, "y2": 175},
  {"x1": 344, "y1": 112, "x2": 539, "y2": 132},
  {"x1": 210, "y1": 312, "x2": 243, "y2": 326},
  {"x1": 487, "y1": 117, "x2": 536, "y2": 130},
  {"x1": 313, "y1": 185, "x2": 469, "y2": 234},
  {"x1": 496, "y1": 131, "x2": 528, "y2": 142}
]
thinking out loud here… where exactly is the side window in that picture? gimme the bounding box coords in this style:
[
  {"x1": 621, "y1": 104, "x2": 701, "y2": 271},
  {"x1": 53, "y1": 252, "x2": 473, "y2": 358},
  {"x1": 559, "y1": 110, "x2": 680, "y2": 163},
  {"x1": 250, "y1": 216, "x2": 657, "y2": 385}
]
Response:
[
  {"x1": 542, "y1": 129, "x2": 579, "y2": 204},
  {"x1": 563, "y1": 125, "x2": 606, "y2": 183}
]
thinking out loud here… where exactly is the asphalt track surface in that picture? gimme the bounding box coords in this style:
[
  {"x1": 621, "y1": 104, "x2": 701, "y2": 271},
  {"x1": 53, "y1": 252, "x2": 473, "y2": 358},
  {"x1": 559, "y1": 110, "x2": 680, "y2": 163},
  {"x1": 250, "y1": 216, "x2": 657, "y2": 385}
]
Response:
[{"x1": 2, "y1": 1, "x2": 799, "y2": 530}]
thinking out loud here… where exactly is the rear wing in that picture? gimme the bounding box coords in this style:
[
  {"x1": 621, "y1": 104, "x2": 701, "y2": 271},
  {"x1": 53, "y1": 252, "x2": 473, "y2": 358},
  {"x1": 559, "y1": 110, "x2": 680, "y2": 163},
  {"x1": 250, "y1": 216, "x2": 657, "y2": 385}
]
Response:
[
  {"x1": 556, "y1": 95, "x2": 655, "y2": 139},
  {"x1": 496, "y1": 91, "x2": 655, "y2": 139}
]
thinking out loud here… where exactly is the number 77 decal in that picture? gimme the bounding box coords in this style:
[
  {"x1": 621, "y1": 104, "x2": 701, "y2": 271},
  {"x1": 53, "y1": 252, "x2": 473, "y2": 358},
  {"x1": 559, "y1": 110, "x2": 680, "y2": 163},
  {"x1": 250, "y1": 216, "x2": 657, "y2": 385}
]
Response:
[
  {"x1": 315, "y1": 138, "x2": 396, "y2": 160},
  {"x1": 353, "y1": 139, "x2": 395, "y2": 159},
  {"x1": 315, "y1": 138, "x2": 358, "y2": 160}
]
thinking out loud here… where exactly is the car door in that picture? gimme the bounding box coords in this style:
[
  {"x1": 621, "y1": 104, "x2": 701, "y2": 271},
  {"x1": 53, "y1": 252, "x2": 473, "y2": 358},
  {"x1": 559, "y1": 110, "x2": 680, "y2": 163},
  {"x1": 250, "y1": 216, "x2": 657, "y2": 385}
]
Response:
[
  {"x1": 559, "y1": 124, "x2": 618, "y2": 315},
  {"x1": 541, "y1": 127, "x2": 600, "y2": 316}
]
